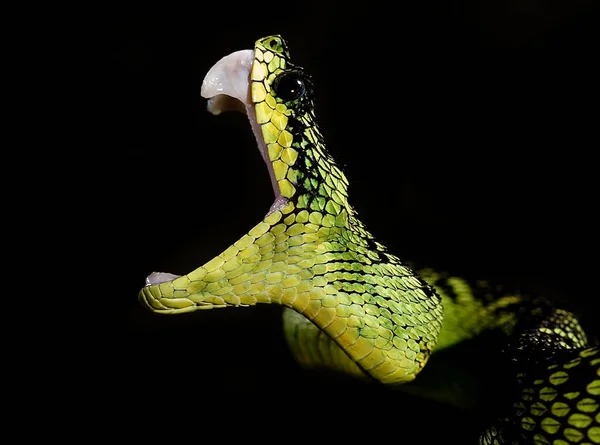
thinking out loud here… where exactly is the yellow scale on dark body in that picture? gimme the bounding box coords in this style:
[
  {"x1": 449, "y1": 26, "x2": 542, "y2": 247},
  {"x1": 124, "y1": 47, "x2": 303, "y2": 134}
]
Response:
[{"x1": 139, "y1": 36, "x2": 599, "y2": 443}]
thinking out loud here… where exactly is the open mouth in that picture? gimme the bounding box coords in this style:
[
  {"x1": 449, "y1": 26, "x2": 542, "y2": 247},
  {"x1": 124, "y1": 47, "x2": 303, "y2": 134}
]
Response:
[
  {"x1": 201, "y1": 48, "x2": 288, "y2": 215},
  {"x1": 145, "y1": 46, "x2": 286, "y2": 288}
]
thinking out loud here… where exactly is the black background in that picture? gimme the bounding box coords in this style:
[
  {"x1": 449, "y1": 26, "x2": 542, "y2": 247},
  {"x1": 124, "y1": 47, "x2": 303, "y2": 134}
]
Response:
[{"x1": 97, "y1": 1, "x2": 599, "y2": 441}]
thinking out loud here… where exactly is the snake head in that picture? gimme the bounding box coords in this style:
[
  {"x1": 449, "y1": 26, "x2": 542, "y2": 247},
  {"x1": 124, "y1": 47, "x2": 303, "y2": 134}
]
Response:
[{"x1": 201, "y1": 35, "x2": 347, "y2": 217}]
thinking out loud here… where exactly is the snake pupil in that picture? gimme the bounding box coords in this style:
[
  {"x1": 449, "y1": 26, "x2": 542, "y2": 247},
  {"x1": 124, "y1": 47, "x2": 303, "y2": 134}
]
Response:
[{"x1": 275, "y1": 72, "x2": 306, "y2": 102}]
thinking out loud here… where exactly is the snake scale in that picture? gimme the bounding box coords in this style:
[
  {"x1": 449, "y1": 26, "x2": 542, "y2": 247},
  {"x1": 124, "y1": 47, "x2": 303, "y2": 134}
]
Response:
[{"x1": 138, "y1": 35, "x2": 599, "y2": 444}]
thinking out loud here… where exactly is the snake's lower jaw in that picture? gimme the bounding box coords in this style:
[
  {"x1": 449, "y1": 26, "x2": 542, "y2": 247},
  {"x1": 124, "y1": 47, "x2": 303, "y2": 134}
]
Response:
[
  {"x1": 140, "y1": 264, "x2": 265, "y2": 314},
  {"x1": 140, "y1": 272, "x2": 199, "y2": 313},
  {"x1": 138, "y1": 285, "x2": 240, "y2": 315}
]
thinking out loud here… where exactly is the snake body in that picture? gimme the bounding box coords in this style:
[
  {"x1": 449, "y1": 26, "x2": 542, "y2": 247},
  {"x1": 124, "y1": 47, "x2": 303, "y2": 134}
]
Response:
[{"x1": 139, "y1": 35, "x2": 599, "y2": 443}]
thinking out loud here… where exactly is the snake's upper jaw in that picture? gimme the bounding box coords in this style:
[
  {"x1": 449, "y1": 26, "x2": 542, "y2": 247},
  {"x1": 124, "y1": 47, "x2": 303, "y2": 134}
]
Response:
[{"x1": 200, "y1": 48, "x2": 286, "y2": 215}]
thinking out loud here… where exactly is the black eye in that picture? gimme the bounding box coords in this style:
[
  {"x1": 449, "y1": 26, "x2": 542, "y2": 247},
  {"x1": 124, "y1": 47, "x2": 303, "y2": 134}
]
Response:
[{"x1": 274, "y1": 72, "x2": 307, "y2": 102}]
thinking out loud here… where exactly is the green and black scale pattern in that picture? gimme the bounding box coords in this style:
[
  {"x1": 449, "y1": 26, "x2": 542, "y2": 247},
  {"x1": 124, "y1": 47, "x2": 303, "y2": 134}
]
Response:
[
  {"x1": 139, "y1": 35, "x2": 599, "y2": 444},
  {"x1": 479, "y1": 301, "x2": 599, "y2": 444}
]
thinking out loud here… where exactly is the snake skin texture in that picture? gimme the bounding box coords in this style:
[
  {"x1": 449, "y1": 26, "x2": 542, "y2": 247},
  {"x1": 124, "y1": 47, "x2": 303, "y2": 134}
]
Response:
[{"x1": 139, "y1": 36, "x2": 599, "y2": 443}]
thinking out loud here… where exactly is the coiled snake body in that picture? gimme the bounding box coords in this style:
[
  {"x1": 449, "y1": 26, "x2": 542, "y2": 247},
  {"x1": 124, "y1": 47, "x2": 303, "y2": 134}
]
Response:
[{"x1": 139, "y1": 35, "x2": 599, "y2": 444}]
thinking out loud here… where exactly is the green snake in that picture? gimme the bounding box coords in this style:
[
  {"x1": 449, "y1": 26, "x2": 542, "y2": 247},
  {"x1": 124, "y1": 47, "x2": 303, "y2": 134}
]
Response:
[{"x1": 138, "y1": 35, "x2": 599, "y2": 444}]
